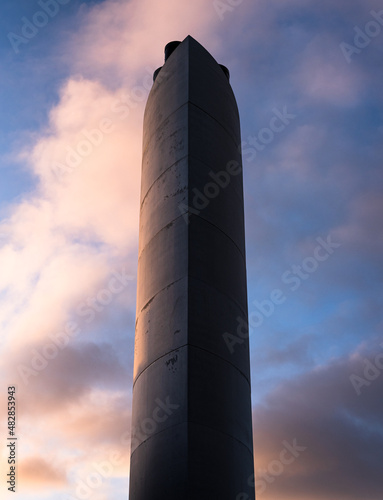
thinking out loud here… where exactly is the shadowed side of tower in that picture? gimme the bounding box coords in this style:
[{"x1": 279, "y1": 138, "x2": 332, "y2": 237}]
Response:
[{"x1": 129, "y1": 36, "x2": 255, "y2": 500}]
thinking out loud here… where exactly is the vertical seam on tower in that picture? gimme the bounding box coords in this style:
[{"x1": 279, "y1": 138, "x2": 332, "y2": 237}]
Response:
[{"x1": 186, "y1": 37, "x2": 190, "y2": 495}]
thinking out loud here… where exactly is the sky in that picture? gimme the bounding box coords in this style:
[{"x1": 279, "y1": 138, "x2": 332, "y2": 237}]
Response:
[{"x1": 0, "y1": 0, "x2": 382, "y2": 499}]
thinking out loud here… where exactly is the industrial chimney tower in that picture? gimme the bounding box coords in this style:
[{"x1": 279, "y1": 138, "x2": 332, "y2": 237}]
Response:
[{"x1": 129, "y1": 36, "x2": 255, "y2": 500}]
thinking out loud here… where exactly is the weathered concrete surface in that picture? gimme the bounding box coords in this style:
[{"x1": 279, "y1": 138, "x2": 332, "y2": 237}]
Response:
[{"x1": 130, "y1": 35, "x2": 255, "y2": 500}]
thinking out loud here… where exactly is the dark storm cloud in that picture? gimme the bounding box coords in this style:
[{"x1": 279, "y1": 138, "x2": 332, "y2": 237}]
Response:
[
  {"x1": 253, "y1": 347, "x2": 383, "y2": 500},
  {"x1": 8, "y1": 340, "x2": 131, "y2": 414}
]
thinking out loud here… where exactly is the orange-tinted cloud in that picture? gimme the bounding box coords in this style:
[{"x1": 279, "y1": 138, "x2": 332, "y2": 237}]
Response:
[{"x1": 18, "y1": 456, "x2": 67, "y2": 490}]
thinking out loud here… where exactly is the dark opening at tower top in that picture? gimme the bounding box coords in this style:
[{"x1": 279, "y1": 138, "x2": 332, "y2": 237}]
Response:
[
  {"x1": 153, "y1": 39, "x2": 230, "y2": 82},
  {"x1": 165, "y1": 41, "x2": 181, "y2": 61}
]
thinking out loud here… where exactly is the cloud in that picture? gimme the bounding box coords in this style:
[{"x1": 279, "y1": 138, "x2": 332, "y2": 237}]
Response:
[
  {"x1": 7, "y1": 341, "x2": 130, "y2": 411},
  {"x1": 26, "y1": 77, "x2": 142, "y2": 248},
  {"x1": 295, "y1": 34, "x2": 366, "y2": 106},
  {"x1": 18, "y1": 456, "x2": 67, "y2": 491},
  {"x1": 334, "y1": 191, "x2": 383, "y2": 256},
  {"x1": 9, "y1": 389, "x2": 131, "y2": 492},
  {"x1": 65, "y1": 0, "x2": 221, "y2": 83},
  {"x1": 0, "y1": 73, "x2": 141, "y2": 355},
  {"x1": 253, "y1": 334, "x2": 313, "y2": 368},
  {"x1": 253, "y1": 347, "x2": 383, "y2": 500}
]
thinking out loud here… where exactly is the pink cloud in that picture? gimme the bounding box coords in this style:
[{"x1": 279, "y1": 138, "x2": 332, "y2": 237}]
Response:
[
  {"x1": 18, "y1": 456, "x2": 67, "y2": 491},
  {"x1": 0, "y1": 75, "x2": 143, "y2": 353},
  {"x1": 66, "y1": 0, "x2": 222, "y2": 82},
  {"x1": 295, "y1": 34, "x2": 366, "y2": 106}
]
